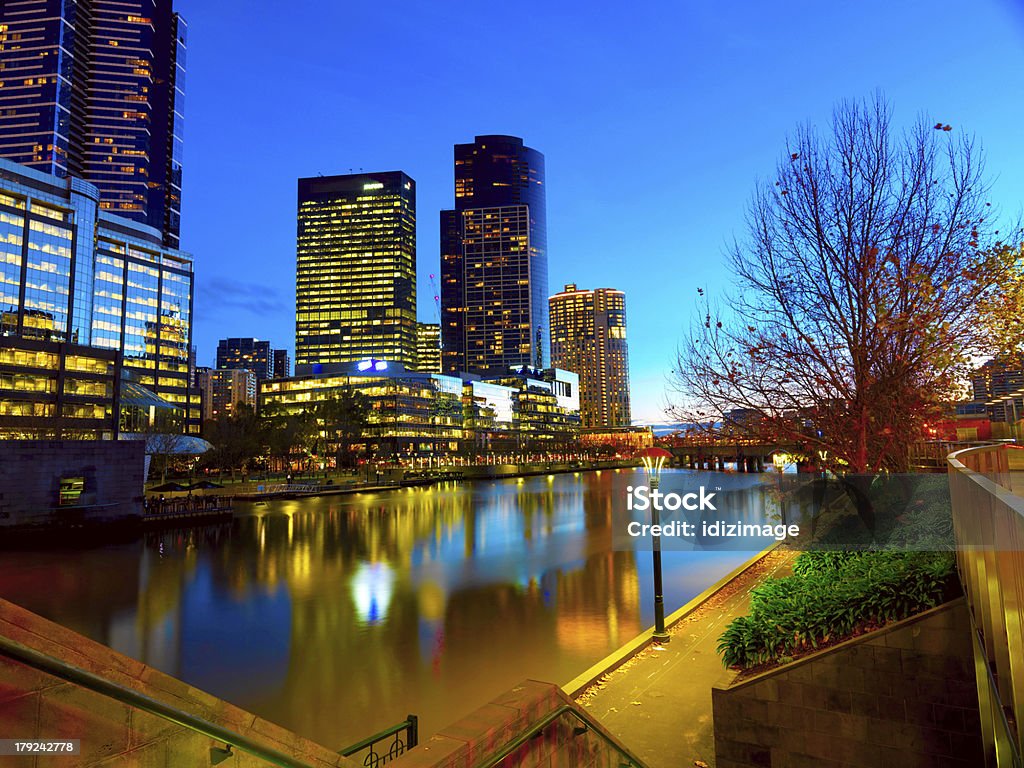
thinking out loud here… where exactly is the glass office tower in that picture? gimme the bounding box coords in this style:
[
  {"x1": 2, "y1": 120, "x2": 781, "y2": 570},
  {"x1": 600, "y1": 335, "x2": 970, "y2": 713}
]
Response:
[
  {"x1": 0, "y1": 0, "x2": 187, "y2": 247},
  {"x1": 549, "y1": 283, "x2": 631, "y2": 428},
  {"x1": 0, "y1": 157, "x2": 197, "y2": 437},
  {"x1": 296, "y1": 172, "x2": 417, "y2": 369},
  {"x1": 441, "y1": 135, "x2": 548, "y2": 375},
  {"x1": 216, "y1": 337, "x2": 273, "y2": 379}
]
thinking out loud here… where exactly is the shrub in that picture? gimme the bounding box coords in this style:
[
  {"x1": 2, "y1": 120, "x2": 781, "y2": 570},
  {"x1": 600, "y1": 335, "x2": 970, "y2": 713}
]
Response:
[{"x1": 717, "y1": 551, "x2": 957, "y2": 669}]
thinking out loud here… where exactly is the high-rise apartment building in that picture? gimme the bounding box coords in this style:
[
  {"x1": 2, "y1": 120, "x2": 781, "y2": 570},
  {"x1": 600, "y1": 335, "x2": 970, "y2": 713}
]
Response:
[
  {"x1": 441, "y1": 135, "x2": 547, "y2": 375},
  {"x1": 216, "y1": 337, "x2": 272, "y2": 379},
  {"x1": 0, "y1": 0, "x2": 187, "y2": 247},
  {"x1": 198, "y1": 368, "x2": 256, "y2": 421},
  {"x1": 0, "y1": 157, "x2": 197, "y2": 437},
  {"x1": 272, "y1": 348, "x2": 291, "y2": 379},
  {"x1": 549, "y1": 284, "x2": 630, "y2": 428},
  {"x1": 415, "y1": 322, "x2": 440, "y2": 373},
  {"x1": 296, "y1": 172, "x2": 417, "y2": 368}
]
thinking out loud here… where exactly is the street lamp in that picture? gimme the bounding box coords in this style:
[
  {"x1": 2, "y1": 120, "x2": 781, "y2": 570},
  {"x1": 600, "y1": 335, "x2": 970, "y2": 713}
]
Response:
[{"x1": 637, "y1": 447, "x2": 673, "y2": 643}]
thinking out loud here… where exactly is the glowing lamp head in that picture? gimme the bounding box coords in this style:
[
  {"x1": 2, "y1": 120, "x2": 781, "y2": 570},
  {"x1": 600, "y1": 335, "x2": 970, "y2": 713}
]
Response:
[{"x1": 636, "y1": 447, "x2": 673, "y2": 483}]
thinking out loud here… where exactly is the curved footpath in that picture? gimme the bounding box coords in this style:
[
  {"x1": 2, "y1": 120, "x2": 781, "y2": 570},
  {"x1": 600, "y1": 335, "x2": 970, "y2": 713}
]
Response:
[{"x1": 566, "y1": 548, "x2": 795, "y2": 768}]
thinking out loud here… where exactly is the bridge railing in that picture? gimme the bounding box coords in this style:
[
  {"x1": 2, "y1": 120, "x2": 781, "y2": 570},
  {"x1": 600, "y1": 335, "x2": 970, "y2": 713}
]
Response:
[{"x1": 948, "y1": 443, "x2": 1024, "y2": 767}]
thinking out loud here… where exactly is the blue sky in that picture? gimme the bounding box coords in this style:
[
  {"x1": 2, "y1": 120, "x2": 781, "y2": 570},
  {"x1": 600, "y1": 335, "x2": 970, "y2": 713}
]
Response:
[{"x1": 177, "y1": 0, "x2": 1024, "y2": 423}]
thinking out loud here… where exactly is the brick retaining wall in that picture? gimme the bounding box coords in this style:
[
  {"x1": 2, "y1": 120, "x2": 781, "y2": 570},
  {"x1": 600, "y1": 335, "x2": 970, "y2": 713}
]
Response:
[{"x1": 0, "y1": 440, "x2": 145, "y2": 528}]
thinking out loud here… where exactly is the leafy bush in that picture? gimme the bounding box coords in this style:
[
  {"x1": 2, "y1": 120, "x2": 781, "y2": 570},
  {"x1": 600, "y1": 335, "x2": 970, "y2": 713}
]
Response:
[{"x1": 717, "y1": 551, "x2": 957, "y2": 669}]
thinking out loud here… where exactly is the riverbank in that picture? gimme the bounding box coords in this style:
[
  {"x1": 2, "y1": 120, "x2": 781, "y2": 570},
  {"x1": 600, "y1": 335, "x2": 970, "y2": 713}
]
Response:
[
  {"x1": 152, "y1": 459, "x2": 642, "y2": 502},
  {"x1": 570, "y1": 546, "x2": 795, "y2": 768}
]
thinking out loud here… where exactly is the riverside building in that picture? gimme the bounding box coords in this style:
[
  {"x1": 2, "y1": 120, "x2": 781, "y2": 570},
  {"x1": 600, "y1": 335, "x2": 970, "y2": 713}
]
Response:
[
  {"x1": 0, "y1": 1, "x2": 187, "y2": 247},
  {"x1": 441, "y1": 136, "x2": 548, "y2": 375},
  {"x1": 259, "y1": 361, "x2": 580, "y2": 461},
  {"x1": 0, "y1": 157, "x2": 196, "y2": 438},
  {"x1": 549, "y1": 283, "x2": 631, "y2": 428},
  {"x1": 295, "y1": 172, "x2": 417, "y2": 370}
]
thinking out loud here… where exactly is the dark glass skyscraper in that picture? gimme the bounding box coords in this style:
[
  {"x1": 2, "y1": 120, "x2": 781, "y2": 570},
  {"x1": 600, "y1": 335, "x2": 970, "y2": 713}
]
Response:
[
  {"x1": 216, "y1": 337, "x2": 273, "y2": 380},
  {"x1": 296, "y1": 172, "x2": 417, "y2": 369},
  {"x1": 441, "y1": 135, "x2": 548, "y2": 375},
  {"x1": 0, "y1": 0, "x2": 186, "y2": 247}
]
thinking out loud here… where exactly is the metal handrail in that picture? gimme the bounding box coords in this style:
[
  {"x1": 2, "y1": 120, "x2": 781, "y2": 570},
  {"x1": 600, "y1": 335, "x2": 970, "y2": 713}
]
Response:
[
  {"x1": 0, "y1": 635, "x2": 318, "y2": 768},
  {"x1": 478, "y1": 703, "x2": 647, "y2": 768},
  {"x1": 339, "y1": 715, "x2": 417, "y2": 757}
]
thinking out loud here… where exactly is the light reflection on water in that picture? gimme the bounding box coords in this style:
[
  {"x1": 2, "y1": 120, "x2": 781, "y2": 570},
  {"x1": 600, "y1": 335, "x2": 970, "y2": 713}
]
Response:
[{"x1": 0, "y1": 469, "x2": 756, "y2": 748}]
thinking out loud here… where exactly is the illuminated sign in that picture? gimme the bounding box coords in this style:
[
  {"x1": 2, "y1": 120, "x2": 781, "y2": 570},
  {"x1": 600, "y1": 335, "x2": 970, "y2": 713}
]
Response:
[
  {"x1": 357, "y1": 359, "x2": 389, "y2": 372},
  {"x1": 363, "y1": 182, "x2": 384, "y2": 190}
]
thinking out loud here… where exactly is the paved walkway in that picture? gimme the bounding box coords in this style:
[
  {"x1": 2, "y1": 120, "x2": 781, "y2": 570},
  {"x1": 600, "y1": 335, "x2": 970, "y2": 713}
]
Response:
[{"x1": 576, "y1": 550, "x2": 794, "y2": 768}]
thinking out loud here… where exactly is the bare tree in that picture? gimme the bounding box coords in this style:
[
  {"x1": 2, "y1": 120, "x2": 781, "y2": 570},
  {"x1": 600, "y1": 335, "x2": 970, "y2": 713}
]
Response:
[{"x1": 670, "y1": 96, "x2": 1019, "y2": 472}]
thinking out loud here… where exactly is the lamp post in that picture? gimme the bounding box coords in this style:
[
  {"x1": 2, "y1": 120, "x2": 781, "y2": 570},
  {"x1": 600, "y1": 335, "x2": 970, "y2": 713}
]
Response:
[{"x1": 638, "y1": 447, "x2": 673, "y2": 643}]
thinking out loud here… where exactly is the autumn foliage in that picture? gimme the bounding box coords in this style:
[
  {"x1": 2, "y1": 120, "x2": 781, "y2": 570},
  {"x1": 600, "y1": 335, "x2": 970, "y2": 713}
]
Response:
[{"x1": 670, "y1": 97, "x2": 1022, "y2": 472}]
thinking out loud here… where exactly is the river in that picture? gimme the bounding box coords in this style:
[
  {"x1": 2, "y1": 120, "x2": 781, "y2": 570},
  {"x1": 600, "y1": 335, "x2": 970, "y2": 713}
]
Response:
[{"x1": 0, "y1": 468, "x2": 758, "y2": 749}]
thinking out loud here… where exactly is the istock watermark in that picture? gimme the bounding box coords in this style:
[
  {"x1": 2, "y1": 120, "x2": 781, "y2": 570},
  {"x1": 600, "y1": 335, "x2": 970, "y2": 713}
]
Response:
[{"x1": 626, "y1": 484, "x2": 718, "y2": 512}]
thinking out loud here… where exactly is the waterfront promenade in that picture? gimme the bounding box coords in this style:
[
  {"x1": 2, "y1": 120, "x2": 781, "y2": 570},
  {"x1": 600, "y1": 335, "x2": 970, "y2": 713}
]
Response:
[{"x1": 573, "y1": 549, "x2": 794, "y2": 768}]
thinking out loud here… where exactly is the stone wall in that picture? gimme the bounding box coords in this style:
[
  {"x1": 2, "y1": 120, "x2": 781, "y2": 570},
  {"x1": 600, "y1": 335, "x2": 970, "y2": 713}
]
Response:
[
  {"x1": 0, "y1": 440, "x2": 144, "y2": 528},
  {"x1": 712, "y1": 599, "x2": 983, "y2": 768},
  {"x1": 0, "y1": 598, "x2": 355, "y2": 767}
]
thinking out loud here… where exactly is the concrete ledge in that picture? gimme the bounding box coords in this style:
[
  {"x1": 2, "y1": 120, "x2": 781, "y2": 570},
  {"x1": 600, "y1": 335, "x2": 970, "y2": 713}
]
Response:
[{"x1": 561, "y1": 544, "x2": 778, "y2": 698}]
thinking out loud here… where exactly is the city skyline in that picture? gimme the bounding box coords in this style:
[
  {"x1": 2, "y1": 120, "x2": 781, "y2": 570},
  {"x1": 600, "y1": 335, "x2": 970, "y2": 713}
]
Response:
[{"x1": 166, "y1": 1, "x2": 1024, "y2": 422}]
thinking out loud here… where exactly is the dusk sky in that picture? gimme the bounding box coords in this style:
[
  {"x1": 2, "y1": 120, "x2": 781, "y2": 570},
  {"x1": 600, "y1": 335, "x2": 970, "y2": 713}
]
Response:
[{"x1": 177, "y1": 0, "x2": 1024, "y2": 423}]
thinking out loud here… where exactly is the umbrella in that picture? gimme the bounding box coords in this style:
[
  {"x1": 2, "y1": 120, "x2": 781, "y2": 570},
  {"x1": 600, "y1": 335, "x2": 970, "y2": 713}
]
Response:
[
  {"x1": 149, "y1": 481, "x2": 188, "y2": 492},
  {"x1": 187, "y1": 480, "x2": 224, "y2": 491}
]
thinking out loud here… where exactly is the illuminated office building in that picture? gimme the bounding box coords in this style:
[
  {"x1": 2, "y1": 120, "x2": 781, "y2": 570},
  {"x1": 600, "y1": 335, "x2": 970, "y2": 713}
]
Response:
[
  {"x1": 216, "y1": 337, "x2": 272, "y2": 379},
  {"x1": 415, "y1": 322, "x2": 440, "y2": 373},
  {"x1": 549, "y1": 284, "x2": 631, "y2": 428},
  {"x1": 441, "y1": 135, "x2": 548, "y2": 375},
  {"x1": 261, "y1": 361, "x2": 464, "y2": 458},
  {"x1": 260, "y1": 360, "x2": 580, "y2": 460},
  {"x1": 0, "y1": 0, "x2": 186, "y2": 247},
  {"x1": 0, "y1": 157, "x2": 197, "y2": 438},
  {"x1": 296, "y1": 172, "x2": 417, "y2": 368}
]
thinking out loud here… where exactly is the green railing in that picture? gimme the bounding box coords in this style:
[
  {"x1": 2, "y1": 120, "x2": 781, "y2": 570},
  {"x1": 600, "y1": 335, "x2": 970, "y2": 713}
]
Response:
[
  {"x1": 0, "y1": 635, "x2": 319, "y2": 768},
  {"x1": 479, "y1": 703, "x2": 647, "y2": 768},
  {"x1": 339, "y1": 716, "x2": 417, "y2": 767},
  {"x1": 948, "y1": 444, "x2": 1024, "y2": 768}
]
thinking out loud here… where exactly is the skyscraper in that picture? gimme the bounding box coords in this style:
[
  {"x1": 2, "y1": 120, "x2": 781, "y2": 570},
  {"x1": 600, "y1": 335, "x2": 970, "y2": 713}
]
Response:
[
  {"x1": 296, "y1": 172, "x2": 417, "y2": 369},
  {"x1": 0, "y1": 1, "x2": 187, "y2": 247},
  {"x1": 441, "y1": 135, "x2": 547, "y2": 375},
  {"x1": 549, "y1": 284, "x2": 631, "y2": 428},
  {"x1": 216, "y1": 337, "x2": 272, "y2": 380}
]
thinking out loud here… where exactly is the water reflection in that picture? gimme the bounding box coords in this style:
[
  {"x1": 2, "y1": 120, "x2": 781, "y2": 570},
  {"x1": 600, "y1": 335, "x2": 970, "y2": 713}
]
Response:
[{"x1": 0, "y1": 469, "x2": 754, "y2": 747}]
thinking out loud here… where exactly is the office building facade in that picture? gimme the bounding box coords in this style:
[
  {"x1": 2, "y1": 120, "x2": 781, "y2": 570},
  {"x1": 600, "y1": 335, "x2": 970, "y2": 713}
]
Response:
[
  {"x1": 260, "y1": 361, "x2": 580, "y2": 461},
  {"x1": 0, "y1": 157, "x2": 197, "y2": 437},
  {"x1": 441, "y1": 135, "x2": 548, "y2": 375},
  {"x1": 549, "y1": 284, "x2": 631, "y2": 428},
  {"x1": 216, "y1": 337, "x2": 272, "y2": 379},
  {"x1": 0, "y1": 0, "x2": 186, "y2": 247},
  {"x1": 415, "y1": 322, "x2": 440, "y2": 373},
  {"x1": 296, "y1": 172, "x2": 417, "y2": 369}
]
